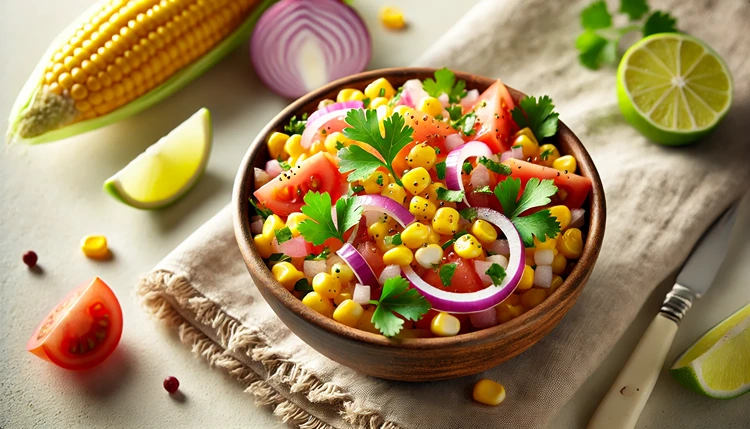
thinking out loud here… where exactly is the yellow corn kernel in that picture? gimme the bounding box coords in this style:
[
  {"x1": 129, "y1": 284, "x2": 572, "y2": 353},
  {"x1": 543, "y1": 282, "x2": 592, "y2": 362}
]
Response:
[
  {"x1": 551, "y1": 253, "x2": 567, "y2": 275},
  {"x1": 357, "y1": 306, "x2": 379, "y2": 334},
  {"x1": 548, "y1": 205, "x2": 572, "y2": 231},
  {"x1": 409, "y1": 195, "x2": 437, "y2": 223},
  {"x1": 285, "y1": 212, "x2": 309, "y2": 237},
  {"x1": 336, "y1": 88, "x2": 365, "y2": 102},
  {"x1": 415, "y1": 243, "x2": 444, "y2": 268},
  {"x1": 548, "y1": 275, "x2": 564, "y2": 297},
  {"x1": 401, "y1": 222, "x2": 430, "y2": 249},
  {"x1": 379, "y1": 6, "x2": 406, "y2": 30},
  {"x1": 312, "y1": 273, "x2": 341, "y2": 299},
  {"x1": 432, "y1": 207, "x2": 460, "y2": 235},
  {"x1": 538, "y1": 143, "x2": 560, "y2": 167},
  {"x1": 401, "y1": 167, "x2": 431, "y2": 195},
  {"x1": 533, "y1": 236, "x2": 557, "y2": 250},
  {"x1": 272, "y1": 262, "x2": 305, "y2": 291},
  {"x1": 513, "y1": 134, "x2": 538, "y2": 159},
  {"x1": 362, "y1": 170, "x2": 389, "y2": 194},
  {"x1": 426, "y1": 224, "x2": 441, "y2": 244},
  {"x1": 454, "y1": 234, "x2": 483, "y2": 259},
  {"x1": 430, "y1": 312, "x2": 460, "y2": 337},
  {"x1": 364, "y1": 77, "x2": 395, "y2": 99},
  {"x1": 309, "y1": 139, "x2": 325, "y2": 155},
  {"x1": 521, "y1": 288, "x2": 546, "y2": 309},
  {"x1": 552, "y1": 155, "x2": 577, "y2": 173},
  {"x1": 423, "y1": 182, "x2": 443, "y2": 202},
  {"x1": 324, "y1": 131, "x2": 349, "y2": 153},
  {"x1": 517, "y1": 265, "x2": 535, "y2": 290},
  {"x1": 262, "y1": 214, "x2": 285, "y2": 241},
  {"x1": 284, "y1": 134, "x2": 305, "y2": 157},
  {"x1": 334, "y1": 292, "x2": 353, "y2": 306},
  {"x1": 331, "y1": 262, "x2": 355, "y2": 285},
  {"x1": 80, "y1": 234, "x2": 110, "y2": 259},
  {"x1": 416, "y1": 96, "x2": 443, "y2": 118},
  {"x1": 525, "y1": 247, "x2": 536, "y2": 266},
  {"x1": 473, "y1": 379, "x2": 506, "y2": 406},
  {"x1": 302, "y1": 291, "x2": 335, "y2": 318},
  {"x1": 383, "y1": 245, "x2": 413, "y2": 266},
  {"x1": 470, "y1": 219, "x2": 498, "y2": 244},
  {"x1": 392, "y1": 105, "x2": 413, "y2": 118},
  {"x1": 369, "y1": 97, "x2": 389, "y2": 109},
  {"x1": 368, "y1": 221, "x2": 389, "y2": 241},
  {"x1": 318, "y1": 99, "x2": 334, "y2": 109},
  {"x1": 557, "y1": 228, "x2": 583, "y2": 259},
  {"x1": 381, "y1": 182, "x2": 408, "y2": 205},
  {"x1": 292, "y1": 153, "x2": 307, "y2": 167},
  {"x1": 514, "y1": 127, "x2": 538, "y2": 145},
  {"x1": 406, "y1": 142, "x2": 437, "y2": 170},
  {"x1": 253, "y1": 234, "x2": 274, "y2": 259},
  {"x1": 333, "y1": 299, "x2": 364, "y2": 327}
]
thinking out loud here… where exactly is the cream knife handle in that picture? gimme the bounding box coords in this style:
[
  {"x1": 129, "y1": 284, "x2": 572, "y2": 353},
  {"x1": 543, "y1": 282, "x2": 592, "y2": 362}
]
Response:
[{"x1": 587, "y1": 313, "x2": 679, "y2": 429}]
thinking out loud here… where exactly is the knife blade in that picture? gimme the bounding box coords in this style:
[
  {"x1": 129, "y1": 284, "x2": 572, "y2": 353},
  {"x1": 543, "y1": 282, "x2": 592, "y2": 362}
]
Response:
[{"x1": 588, "y1": 203, "x2": 740, "y2": 429}]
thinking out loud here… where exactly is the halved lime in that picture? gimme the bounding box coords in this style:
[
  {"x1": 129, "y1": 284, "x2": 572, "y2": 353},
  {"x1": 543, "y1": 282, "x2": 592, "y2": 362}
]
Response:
[
  {"x1": 670, "y1": 302, "x2": 750, "y2": 399},
  {"x1": 104, "y1": 108, "x2": 212, "y2": 209},
  {"x1": 616, "y1": 33, "x2": 733, "y2": 145}
]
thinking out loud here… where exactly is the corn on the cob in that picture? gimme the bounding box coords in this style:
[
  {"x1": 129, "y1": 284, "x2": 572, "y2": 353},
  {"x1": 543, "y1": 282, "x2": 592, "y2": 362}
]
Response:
[{"x1": 8, "y1": 0, "x2": 274, "y2": 144}]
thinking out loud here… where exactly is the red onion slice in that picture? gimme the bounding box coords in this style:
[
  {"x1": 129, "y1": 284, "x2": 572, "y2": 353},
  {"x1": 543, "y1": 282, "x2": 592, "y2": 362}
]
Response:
[
  {"x1": 402, "y1": 208, "x2": 525, "y2": 313},
  {"x1": 251, "y1": 0, "x2": 371, "y2": 99},
  {"x1": 337, "y1": 243, "x2": 379, "y2": 289},
  {"x1": 353, "y1": 195, "x2": 415, "y2": 227},
  {"x1": 445, "y1": 141, "x2": 494, "y2": 205},
  {"x1": 301, "y1": 104, "x2": 361, "y2": 148}
]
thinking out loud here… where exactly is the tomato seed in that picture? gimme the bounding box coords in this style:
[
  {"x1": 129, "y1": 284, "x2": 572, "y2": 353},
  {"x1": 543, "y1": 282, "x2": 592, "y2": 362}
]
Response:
[
  {"x1": 22, "y1": 251, "x2": 38, "y2": 268},
  {"x1": 164, "y1": 376, "x2": 180, "y2": 393}
]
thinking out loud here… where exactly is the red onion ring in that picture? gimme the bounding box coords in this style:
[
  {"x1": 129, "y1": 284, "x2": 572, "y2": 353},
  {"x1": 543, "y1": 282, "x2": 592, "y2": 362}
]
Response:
[
  {"x1": 300, "y1": 103, "x2": 362, "y2": 148},
  {"x1": 353, "y1": 194, "x2": 415, "y2": 227},
  {"x1": 445, "y1": 141, "x2": 494, "y2": 206},
  {"x1": 337, "y1": 243, "x2": 379, "y2": 289}
]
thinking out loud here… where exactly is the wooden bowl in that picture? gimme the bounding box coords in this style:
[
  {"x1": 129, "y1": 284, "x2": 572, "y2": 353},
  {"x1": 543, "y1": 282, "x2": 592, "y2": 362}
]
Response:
[{"x1": 232, "y1": 68, "x2": 606, "y2": 381}]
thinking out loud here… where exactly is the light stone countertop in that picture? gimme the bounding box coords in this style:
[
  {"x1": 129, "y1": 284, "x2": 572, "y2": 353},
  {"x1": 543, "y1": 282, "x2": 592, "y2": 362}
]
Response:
[{"x1": 1, "y1": 0, "x2": 748, "y2": 427}]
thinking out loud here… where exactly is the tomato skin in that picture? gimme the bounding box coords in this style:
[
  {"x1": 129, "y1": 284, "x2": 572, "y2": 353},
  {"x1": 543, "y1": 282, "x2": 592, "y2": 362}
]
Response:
[
  {"x1": 422, "y1": 252, "x2": 484, "y2": 293},
  {"x1": 473, "y1": 79, "x2": 515, "y2": 154},
  {"x1": 253, "y1": 152, "x2": 343, "y2": 217},
  {"x1": 27, "y1": 277, "x2": 123, "y2": 370},
  {"x1": 503, "y1": 159, "x2": 592, "y2": 209}
]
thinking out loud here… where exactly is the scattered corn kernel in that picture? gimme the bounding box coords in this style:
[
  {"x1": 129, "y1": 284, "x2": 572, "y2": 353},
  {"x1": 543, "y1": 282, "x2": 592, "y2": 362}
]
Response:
[
  {"x1": 432, "y1": 207, "x2": 460, "y2": 235},
  {"x1": 331, "y1": 263, "x2": 355, "y2": 285},
  {"x1": 333, "y1": 299, "x2": 364, "y2": 327},
  {"x1": 381, "y1": 182, "x2": 408, "y2": 205},
  {"x1": 364, "y1": 77, "x2": 396, "y2": 99},
  {"x1": 473, "y1": 379, "x2": 506, "y2": 406},
  {"x1": 407, "y1": 143, "x2": 437, "y2": 170},
  {"x1": 553, "y1": 155, "x2": 577, "y2": 173},
  {"x1": 426, "y1": 224, "x2": 441, "y2": 244},
  {"x1": 357, "y1": 306, "x2": 379, "y2": 334},
  {"x1": 517, "y1": 265, "x2": 535, "y2": 290},
  {"x1": 80, "y1": 235, "x2": 109, "y2": 259},
  {"x1": 392, "y1": 105, "x2": 413, "y2": 117},
  {"x1": 267, "y1": 132, "x2": 289, "y2": 160},
  {"x1": 514, "y1": 127, "x2": 538, "y2": 145},
  {"x1": 521, "y1": 288, "x2": 546, "y2": 309},
  {"x1": 470, "y1": 219, "x2": 498, "y2": 244},
  {"x1": 401, "y1": 167, "x2": 431, "y2": 195},
  {"x1": 379, "y1": 6, "x2": 406, "y2": 30},
  {"x1": 424, "y1": 182, "x2": 444, "y2": 202},
  {"x1": 453, "y1": 233, "x2": 483, "y2": 259},
  {"x1": 383, "y1": 245, "x2": 414, "y2": 266},
  {"x1": 430, "y1": 312, "x2": 461, "y2": 336},
  {"x1": 312, "y1": 273, "x2": 341, "y2": 299},
  {"x1": 538, "y1": 143, "x2": 560, "y2": 166},
  {"x1": 401, "y1": 222, "x2": 430, "y2": 249},
  {"x1": 548, "y1": 275, "x2": 564, "y2": 297},
  {"x1": 415, "y1": 244, "x2": 444, "y2": 268},
  {"x1": 362, "y1": 170, "x2": 390, "y2": 194},
  {"x1": 417, "y1": 96, "x2": 443, "y2": 117},
  {"x1": 409, "y1": 196, "x2": 437, "y2": 223},
  {"x1": 262, "y1": 214, "x2": 285, "y2": 241},
  {"x1": 309, "y1": 139, "x2": 325, "y2": 155},
  {"x1": 533, "y1": 236, "x2": 557, "y2": 251},
  {"x1": 334, "y1": 292, "x2": 353, "y2": 306},
  {"x1": 513, "y1": 134, "x2": 538, "y2": 159},
  {"x1": 285, "y1": 212, "x2": 309, "y2": 237},
  {"x1": 548, "y1": 205, "x2": 572, "y2": 231},
  {"x1": 551, "y1": 253, "x2": 567, "y2": 275},
  {"x1": 336, "y1": 88, "x2": 365, "y2": 102},
  {"x1": 324, "y1": 131, "x2": 348, "y2": 153},
  {"x1": 272, "y1": 262, "x2": 305, "y2": 291},
  {"x1": 557, "y1": 228, "x2": 583, "y2": 259},
  {"x1": 284, "y1": 134, "x2": 305, "y2": 157},
  {"x1": 253, "y1": 234, "x2": 274, "y2": 259},
  {"x1": 302, "y1": 291, "x2": 335, "y2": 318},
  {"x1": 368, "y1": 221, "x2": 389, "y2": 240},
  {"x1": 370, "y1": 97, "x2": 389, "y2": 109}
]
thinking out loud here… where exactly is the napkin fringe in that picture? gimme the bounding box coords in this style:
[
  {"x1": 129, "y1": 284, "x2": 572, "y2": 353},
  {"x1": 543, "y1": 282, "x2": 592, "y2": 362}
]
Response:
[{"x1": 138, "y1": 271, "x2": 402, "y2": 429}]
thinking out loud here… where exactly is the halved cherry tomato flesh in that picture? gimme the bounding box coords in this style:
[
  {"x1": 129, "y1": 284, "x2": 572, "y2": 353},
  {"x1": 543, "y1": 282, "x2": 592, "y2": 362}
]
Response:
[
  {"x1": 503, "y1": 158, "x2": 592, "y2": 209},
  {"x1": 422, "y1": 252, "x2": 485, "y2": 293},
  {"x1": 27, "y1": 277, "x2": 123, "y2": 370},
  {"x1": 473, "y1": 79, "x2": 515, "y2": 154}
]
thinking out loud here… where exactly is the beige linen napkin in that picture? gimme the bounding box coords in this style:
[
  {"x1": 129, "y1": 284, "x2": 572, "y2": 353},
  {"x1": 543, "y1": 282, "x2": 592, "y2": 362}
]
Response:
[{"x1": 138, "y1": 0, "x2": 750, "y2": 427}]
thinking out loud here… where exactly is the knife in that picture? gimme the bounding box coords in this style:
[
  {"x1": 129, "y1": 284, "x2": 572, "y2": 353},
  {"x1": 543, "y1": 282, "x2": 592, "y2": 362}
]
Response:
[{"x1": 587, "y1": 204, "x2": 740, "y2": 429}]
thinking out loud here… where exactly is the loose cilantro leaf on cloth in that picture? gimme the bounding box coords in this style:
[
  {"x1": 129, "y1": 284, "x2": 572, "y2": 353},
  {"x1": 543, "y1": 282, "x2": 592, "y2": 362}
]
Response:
[
  {"x1": 512, "y1": 210, "x2": 561, "y2": 247},
  {"x1": 422, "y1": 68, "x2": 467, "y2": 103},
  {"x1": 620, "y1": 0, "x2": 649, "y2": 20},
  {"x1": 274, "y1": 227, "x2": 293, "y2": 244},
  {"x1": 478, "y1": 156, "x2": 512, "y2": 175},
  {"x1": 486, "y1": 263, "x2": 507, "y2": 286},
  {"x1": 451, "y1": 111, "x2": 477, "y2": 136},
  {"x1": 494, "y1": 177, "x2": 561, "y2": 246},
  {"x1": 439, "y1": 263, "x2": 457, "y2": 287},
  {"x1": 511, "y1": 96, "x2": 559, "y2": 141},
  {"x1": 298, "y1": 192, "x2": 363, "y2": 245},
  {"x1": 581, "y1": 1, "x2": 612, "y2": 29},
  {"x1": 435, "y1": 161, "x2": 446, "y2": 180},
  {"x1": 436, "y1": 188, "x2": 465, "y2": 203},
  {"x1": 370, "y1": 277, "x2": 431, "y2": 337},
  {"x1": 576, "y1": 31, "x2": 618, "y2": 70},
  {"x1": 643, "y1": 11, "x2": 678, "y2": 37},
  {"x1": 249, "y1": 198, "x2": 273, "y2": 220},
  {"x1": 284, "y1": 113, "x2": 308, "y2": 135},
  {"x1": 338, "y1": 109, "x2": 414, "y2": 186},
  {"x1": 305, "y1": 247, "x2": 330, "y2": 260}
]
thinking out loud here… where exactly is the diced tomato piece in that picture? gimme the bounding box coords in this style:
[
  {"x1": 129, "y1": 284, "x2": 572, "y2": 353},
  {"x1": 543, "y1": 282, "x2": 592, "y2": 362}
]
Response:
[
  {"x1": 472, "y1": 79, "x2": 515, "y2": 153},
  {"x1": 253, "y1": 152, "x2": 343, "y2": 217},
  {"x1": 503, "y1": 159, "x2": 592, "y2": 209},
  {"x1": 392, "y1": 112, "x2": 458, "y2": 175},
  {"x1": 357, "y1": 241, "x2": 386, "y2": 276},
  {"x1": 422, "y1": 252, "x2": 485, "y2": 293}
]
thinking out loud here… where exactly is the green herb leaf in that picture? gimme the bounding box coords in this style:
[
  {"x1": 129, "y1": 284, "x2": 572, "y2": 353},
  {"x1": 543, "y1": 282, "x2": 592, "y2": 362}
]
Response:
[
  {"x1": 335, "y1": 140, "x2": 345, "y2": 150},
  {"x1": 494, "y1": 177, "x2": 557, "y2": 219},
  {"x1": 510, "y1": 96, "x2": 559, "y2": 141},
  {"x1": 362, "y1": 97, "x2": 371, "y2": 108},
  {"x1": 298, "y1": 192, "x2": 362, "y2": 245},
  {"x1": 436, "y1": 187, "x2": 465, "y2": 202},
  {"x1": 350, "y1": 184, "x2": 365, "y2": 194},
  {"x1": 581, "y1": 0, "x2": 612, "y2": 30},
  {"x1": 451, "y1": 111, "x2": 477, "y2": 135},
  {"x1": 422, "y1": 68, "x2": 467, "y2": 103},
  {"x1": 278, "y1": 159, "x2": 292, "y2": 171},
  {"x1": 384, "y1": 233, "x2": 402, "y2": 246},
  {"x1": 268, "y1": 253, "x2": 292, "y2": 266},
  {"x1": 335, "y1": 195, "x2": 364, "y2": 239},
  {"x1": 439, "y1": 263, "x2": 457, "y2": 287},
  {"x1": 478, "y1": 156, "x2": 511, "y2": 175},
  {"x1": 338, "y1": 145, "x2": 386, "y2": 183},
  {"x1": 379, "y1": 88, "x2": 386, "y2": 97},
  {"x1": 435, "y1": 161, "x2": 446, "y2": 180},
  {"x1": 249, "y1": 198, "x2": 273, "y2": 220},
  {"x1": 388, "y1": 86, "x2": 404, "y2": 107},
  {"x1": 274, "y1": 227, "x2": 293, "y2": 244},
  {"x1": 576, "y1": 30, "x2": 618, "y2": 70},
  {"x1": 539, "y1": 149, "x2": 554, "y2": 160},
  {"x1": 512, "y1": 210, "x2": 561, "y2": 247},
  {"x1": 462, "y1": 162, "x2": 473, "y2": 175},
  {"x1": 284, "y1": 113, "x2": 308, "y2": 135},
  {"x1": 305, "y1": 247, "x2": 330, "y2": 260},
  {"x1": 376, "y1": 175, "x2": 384, "y2": 186},
  {"x1": 474, "y1": 185, "x2": 493, "y2": 194},
  {"x1": 446, "y1": 105, "x2": 463, "y2": 121},
  {"x1": 458, "y1": 207, "x2": 477, "y2": 221},
  {"x1": 442, "y1": 231, "x2": 469, "y2": 250},
  {"x1": 293, "y1": 278, "x2": 313, "y2": 297},
  {"x1": 485, "y1": 263, "x2": 507, "y2": 286},
  {"x1": 620, "y1": 0, "x2": 649, "y2": 20},
  {"x1": 643, "y1": 10, "x2": 678, "y2": 37},
  {"x1": 370, "y1": 277, "x2": 431, "y2": 337}
]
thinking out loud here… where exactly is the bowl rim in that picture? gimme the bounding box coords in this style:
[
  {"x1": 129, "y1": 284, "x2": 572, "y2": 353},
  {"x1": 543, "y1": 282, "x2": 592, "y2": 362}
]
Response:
[{"x1": 233, "y1": 67, "x2": 606, "y2": 350}]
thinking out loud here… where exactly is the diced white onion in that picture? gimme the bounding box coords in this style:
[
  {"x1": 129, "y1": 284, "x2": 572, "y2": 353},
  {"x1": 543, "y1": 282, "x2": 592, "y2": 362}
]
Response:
[
  {"x1": 254, "y1": 167, "x2": 272, "y2": 188},
  {"x1": 378, "y1": 265, "x2": 401, "y2": 285},
  {"x1": 486, "y1": 254, "x2": 509, "y2": 269},
  {"x1": 474, "y1": 260, "x2": 494, "y2": 287},
  {"x1": 250, "y1": 216, "x2": 264, "y2": 235},
  {"x1": 534, "y1": 249, "x2": 555, "y2": 266},
  {"x1": 353, "y1": 284, "x2": 371, "y2": 305},
  {"x1": 438, "y1": 93, "x2": 450, "y2": 106},
  {"x1": 534, "y1": 265, "x2": 553, "y2": 288},
  {"x1": 303, "y1": 260, "x2": 327, "y2": 279},
  {"x1": 470, "y1": 164, "x2": 490, "y2": 188},
  {"x1": 469, "y1": 307, "x2": 498, "y2": 329},
  {"x1": 364, "y1": 211, "x2": 382, "y2": 227},
  {"x1": 486, "y1": 239, "x2": 510, "y2": 256},
  {"x1": 445, "y1": 134, "x2": 464, "y2": 151},
  {"x1": 510, "y1": 146, "x2": 524, "y2": 159},
  {"x1": 460, "y1": 89, "x2": 479, "y2": 109}
]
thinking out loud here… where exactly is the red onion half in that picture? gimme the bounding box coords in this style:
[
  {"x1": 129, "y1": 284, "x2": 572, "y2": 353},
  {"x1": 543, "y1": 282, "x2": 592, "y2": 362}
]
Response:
[
  {"x1": 445, "y1": 141, "x2": 494, "y2": 205},
  {"x1": 251, "y1": 0, "x2": 371, "y2": 99}
]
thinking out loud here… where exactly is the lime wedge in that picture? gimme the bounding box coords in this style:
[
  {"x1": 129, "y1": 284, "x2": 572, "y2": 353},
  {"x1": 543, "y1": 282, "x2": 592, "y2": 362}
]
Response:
[
  {"x1": 104, "y1": 108, "x2": 211, "y2": 209},
  {"x1": 670, "y1": 302, "x2": 750, "y2": 399},
  {"x1": 616, "y1": 33, "x2": 733, "y2": 145}
]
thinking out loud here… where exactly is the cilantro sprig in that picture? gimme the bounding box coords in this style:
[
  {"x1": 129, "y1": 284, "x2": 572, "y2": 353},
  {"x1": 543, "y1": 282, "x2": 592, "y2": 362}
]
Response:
[
  {"x1": 297, "y1": 192, "x2": 362, "y2": 245},
  {"x1": 369, "y1": 276, "x2": 431, "y2": 337},
  {"x1": 436, "y1": 188, "x2": 465, "y2": 203},
  {"x1": 337, "y1": 109, "x2": 414, "y2": 186},
  {"x1": 439, "y1": 263, "x2": 457, "y2": 287},
  {"x1": 485, "y1": 263, "x2": 507, "y2": 286},
  {"x1": 422, "y1": 68, "x2": 467, "y2": 103},
  {"x1": 577, "y1": 0, "x2": 678, "y2": 70},
  {"x1": 510, "y1": 96, "x2": 559, "y2": 141},
  {"x1": 494, "y1": 177, "x2": 561, "y2": 246},
  {"x1": 284, "y1": 113, "x2": 308, "y2": 135},
  {"x1": 450, "y1": 111, "x2": 477, "y2": 136},
  {"x1": 249, "y1": 198, "x2": 273, "y2": 220}
]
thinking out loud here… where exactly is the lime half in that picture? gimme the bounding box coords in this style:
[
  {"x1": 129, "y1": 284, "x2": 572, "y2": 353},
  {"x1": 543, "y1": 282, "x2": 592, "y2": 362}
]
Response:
[
  {"x1": 104, "y1": 108, "x2": 212, "y2": 209},
  {"x1": 670, "y1": 302, "x2": 750, "y2": 399},
  {"x1": 617, "y1": 33, "x2": 733, "y2": 145}
]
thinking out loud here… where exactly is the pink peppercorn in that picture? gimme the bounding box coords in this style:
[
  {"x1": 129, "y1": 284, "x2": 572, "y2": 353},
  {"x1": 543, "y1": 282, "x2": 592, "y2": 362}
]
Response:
[
  {"x1": 22, "y1": 251, "x2": 38, "y2": 268},
  {"x1": 163, "y1": 376, "x2": 180, "y2": 393}
]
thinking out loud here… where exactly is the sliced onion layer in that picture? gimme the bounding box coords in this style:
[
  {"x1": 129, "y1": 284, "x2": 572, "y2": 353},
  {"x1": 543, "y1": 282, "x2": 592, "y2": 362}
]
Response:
[
  {"x1": 353, "y1": 194, "x2": 415, "y2": 227},
  {"x1": 301, "y1": 102, "x2": 363, "y2": 148},
  {"x1": 445, "y1": 141, "x2": 494, "y2": 206},
  {"x1": 402, "y1": 208, "x2": 525, "y2": 313},
  {"x1": 336, "y1": 243, "x2": 379, "y2": 289}
]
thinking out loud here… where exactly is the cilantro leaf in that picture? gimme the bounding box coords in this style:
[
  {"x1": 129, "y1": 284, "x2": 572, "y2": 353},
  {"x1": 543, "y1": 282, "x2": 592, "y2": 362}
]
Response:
[
  {"x1": 495, "y1": 177, "x2": 557, "y2": 219},
  {"x1": 576, "y1": 30, "x2": 617, "y2": 70},
  {"x1": 439, "y1": 263, "x2": 457, "y2": 287},
  {"x1": 540, "y1": 149, "x2": 554, "y2": 160},
  {"x1": 422, "y1": 68, "x2": 467, "y2": 103},
  {"x1": 458, "y1": 207, "x2": 477, "y2": 221},
  {"x1": 305, "y1": 247, "x2": 330, "y2": 260},
  {"x1": 388, "y1": 86, "x2": 403, "y2": 107},
  {"x1": 278, "y1": 159, "x2": 291, "y2": 171},
  {"x1": 511, "y1": 96, "x2": 559, "y2": 141},
  {"x1": 435, "y1": 161, "x2": 446, "y2": 180},
  {"x1": 298, "y1": 192, "x2": 362, "y2": 245},
  {"x1": 451, "y1": 111, "x2": 477, "y2": 136},
  {"x1": 643, "y1": 11, "x2": 678, "y2": 37},
  {"x1": 370, "y1": 277, "x2": 431, "y2": 337},
  {"x1": 249, "y1": 198, "x2": 273, "y2": 220},
  {"x1": 512, "y1": 210, "x2": 561, "y2": 247},
  {"x1": 284, "y1": 113, "x2": 308, "y2": 135},
  {"x1": 462, "y1": 162, "x2": 473, "y2": 175},
  {"x1": 384, "y1": 233, "x2": 402, "y2": 246},
  {"x1": 446, "y1": 105, "x2": 463, "y2": 121},
  {"x1": 337, "y1": 145, "x2": 385, "y2": 183},
  {"x1": 335, "y1": 196, "x2": 362, "y2": 238},
  {"x1": 581, "y1": 1, "x2": 612, "y2": 30},
  {"x1": 293, "y1": 278, "x2": 313, "y2": 298},
  {"x1": 485, "y1": 263, "x2": 507, "y2": 286},
  {"x1": 478, "y1": 156, "x2": 511, "y2": 175},
  {"x1": 268, "y1": 253, "x2": 291, "y2": 266},
  {"x1": 474, "y1": 185, "x2": 493, "y2": 194},
  {"x1": 274, "y1": 227, "x2": 293, "y2": 244},
  {"x1": 436, "y1": 187, "x2": 465, "y2": 203},
  {"x1": 620, "y1": 0, "x2": 648, "y2": 20}
]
